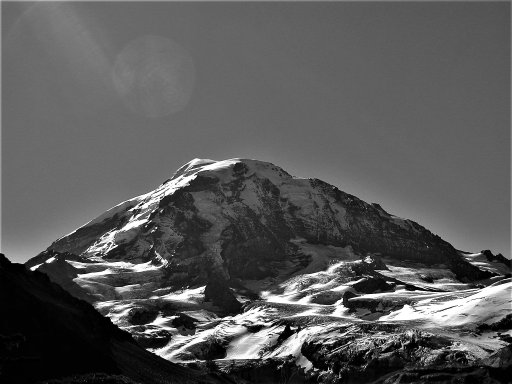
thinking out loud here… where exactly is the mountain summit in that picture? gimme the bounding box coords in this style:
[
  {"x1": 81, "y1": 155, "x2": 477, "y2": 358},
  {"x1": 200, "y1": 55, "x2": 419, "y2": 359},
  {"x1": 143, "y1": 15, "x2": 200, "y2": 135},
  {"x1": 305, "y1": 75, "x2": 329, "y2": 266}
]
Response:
[
  {"x1": 30, "y1": 158, "x2": 490, "y2": 281},
  {"x1": 27, "y1": 158, "x2": 511, "y2": 383}
]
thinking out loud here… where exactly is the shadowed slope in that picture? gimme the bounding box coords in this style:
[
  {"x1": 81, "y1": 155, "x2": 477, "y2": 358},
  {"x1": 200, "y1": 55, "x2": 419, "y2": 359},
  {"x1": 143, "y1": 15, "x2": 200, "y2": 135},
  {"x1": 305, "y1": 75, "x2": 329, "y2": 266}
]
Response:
[{"x1": 0, "y1": 253, "x2": 222, "y2": 384}]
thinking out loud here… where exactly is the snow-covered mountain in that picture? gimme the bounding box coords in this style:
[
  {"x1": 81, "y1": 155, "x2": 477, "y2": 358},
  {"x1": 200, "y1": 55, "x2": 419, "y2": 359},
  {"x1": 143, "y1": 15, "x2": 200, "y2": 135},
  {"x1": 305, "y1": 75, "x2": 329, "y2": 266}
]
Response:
[{"x1": 27, "y1": 158, "x2": 511, "y2": 383}]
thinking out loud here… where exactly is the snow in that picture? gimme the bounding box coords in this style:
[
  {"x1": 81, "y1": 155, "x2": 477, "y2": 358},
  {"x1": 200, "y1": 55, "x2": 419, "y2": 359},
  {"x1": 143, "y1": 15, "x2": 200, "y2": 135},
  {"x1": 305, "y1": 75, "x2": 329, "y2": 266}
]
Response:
[
  {"x1": 113, "y1": 219, "x2": 147, "y2": 243},
  {"x1": 224, "y1": 328, "x2": 276, "y2": 359},
  {"x1": 171, "y1": 158, "x2": 217, "y2": 180},
  {"x1": 30, "y1": 263, "x2": 43, "y2": 271},
  {"x1": 296, "y1": 353, "x2": 313, "y2": 371},
  {"x1": 56, "y1": 197, "x2": 142, "y2": 241},
  {"x1": 159, "y1": 286, "x2": 206, "y2": 303},
  {"x1": 380, "y1": 279, "x2": 512, "y2": 327},
  {"x1": 463, "y1": 252, "x2": 511, "y2": 276},
  {"x1": 45, "y1": 159, "x2": 364, "y2": 264},
  {"x1": 379, "y1": 261, "x2": 470, "y2": 291}
]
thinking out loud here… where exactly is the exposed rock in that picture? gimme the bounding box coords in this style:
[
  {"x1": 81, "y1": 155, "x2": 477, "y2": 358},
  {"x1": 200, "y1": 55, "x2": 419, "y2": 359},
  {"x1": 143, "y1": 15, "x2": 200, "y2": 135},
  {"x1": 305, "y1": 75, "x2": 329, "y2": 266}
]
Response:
[
  {"x1": 132, "y1": 329, "x2": 172, "y2": 349},
  {"x1": 36, "y1": 256, "x2": 92, "y2": 302},
  {"x1": 182, "y1": 335, "x2": 227, "y2": 361},
  {"x1": 419, "y1": 273, "x2": 435, "y2": 283},
  {"x1": 188, "y1": 357, "x2": 309, "y2": 384},
  {"x1": 480, "y1": 345, "x2": 512, "y2": 370},
  {"x1": 376, "y1": 366, "x2": 505, "y2": 384},
  {"x1": 126, "y1": 307, "x2": 159, "y2": 325},
  {"x1": 301, "y1": 327, "x2": 481, "y2": 383},
  {"x1": 277, "y1": 324, "x2": 295, "y2": 343},
  {"x1": 477, "y1": 314, "x2": 512, "y2": 333},
  {"x1": 40, "y1": 373, "x2": 140, "y2": 384},
  {"x1": 309, "y1": 290, "x2": 346, "y2": 305},
  {"x1": 342, "y1": 291, "x2": 358, "y2": 307},
  {"x1": 351, "y1": 276, "x2": 394, "y2": 294},
  {"x1": 25, "y1": 249, "x2": 90, "y2": 269},
  {"x1": 482, "y1": 250, "x2": 512, "y2": 268},
  {"x1": 172, "y1": 313, "x2": 198, "y2": 330},
  {"x1": 204, "y1": 278, "x2": 242, "y2": 314},
  {"x1": 363, "y1": 254, "x2": 389, "y2": 270}
]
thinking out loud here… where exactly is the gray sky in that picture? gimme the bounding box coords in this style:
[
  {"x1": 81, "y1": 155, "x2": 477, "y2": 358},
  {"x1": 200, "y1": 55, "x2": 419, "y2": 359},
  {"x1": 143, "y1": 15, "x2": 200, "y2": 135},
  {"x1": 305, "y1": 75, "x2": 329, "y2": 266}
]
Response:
[{"x1": 2, "y1": 1, "x2": 510, "y2": 263}]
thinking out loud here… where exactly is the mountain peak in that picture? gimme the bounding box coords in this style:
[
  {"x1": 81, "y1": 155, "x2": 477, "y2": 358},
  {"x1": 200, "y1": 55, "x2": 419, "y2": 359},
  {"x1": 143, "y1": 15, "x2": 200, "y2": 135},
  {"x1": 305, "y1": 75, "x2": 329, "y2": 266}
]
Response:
[
  {"x1": 169, "y1": 157, "x2": 292, "y2": 184},
  {"x1": 158, "y1": 158, "x2": 296, "y2": 205},
  {"x1": 171, "y1": 158, "x2": 217, "y2": 180},
  {"x1": 34, "y1": 157, "x2": 496, "y2": 283},
  {"x1": 25, "y1": 158, "x2": 511, "y2": 381}
]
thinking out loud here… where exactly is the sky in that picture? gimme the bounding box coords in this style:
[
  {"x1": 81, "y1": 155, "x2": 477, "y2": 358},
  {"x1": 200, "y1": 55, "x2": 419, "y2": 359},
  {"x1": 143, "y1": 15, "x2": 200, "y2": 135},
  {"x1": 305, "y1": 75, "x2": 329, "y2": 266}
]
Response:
[{"x1": 1, "y1": 2, "x2": 510, "y2": 264}]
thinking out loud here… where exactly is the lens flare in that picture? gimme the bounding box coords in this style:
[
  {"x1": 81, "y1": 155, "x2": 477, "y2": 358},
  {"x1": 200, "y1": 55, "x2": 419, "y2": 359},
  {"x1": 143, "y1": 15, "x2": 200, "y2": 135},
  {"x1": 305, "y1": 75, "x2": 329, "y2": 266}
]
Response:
[{"x1": 112, "y1": 35, "x2": 196, "y2": 118}]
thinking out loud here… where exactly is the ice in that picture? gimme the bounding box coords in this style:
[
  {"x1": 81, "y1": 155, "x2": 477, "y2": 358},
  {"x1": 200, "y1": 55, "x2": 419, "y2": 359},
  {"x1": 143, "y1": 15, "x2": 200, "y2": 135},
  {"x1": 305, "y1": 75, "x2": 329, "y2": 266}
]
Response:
[
  {"x1": 225, "y1": 328, "x2": 275, "y2": 359},
  {"x1": 463, "y1": 252, "x2": 511, "y2": 276},
  {"x1": 159, "y1": 286, "x2": 206, "y2": 303},
  {"x1": 380, "y1": 279, "x2": 512, "y2": 327}
]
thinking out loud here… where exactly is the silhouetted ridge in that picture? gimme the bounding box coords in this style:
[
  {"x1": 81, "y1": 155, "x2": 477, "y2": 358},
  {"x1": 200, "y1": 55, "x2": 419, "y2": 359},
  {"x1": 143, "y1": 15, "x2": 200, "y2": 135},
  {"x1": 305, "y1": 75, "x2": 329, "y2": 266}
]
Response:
[{"x1": 0, "y1": 253, "x2": 220, "y2": 383}]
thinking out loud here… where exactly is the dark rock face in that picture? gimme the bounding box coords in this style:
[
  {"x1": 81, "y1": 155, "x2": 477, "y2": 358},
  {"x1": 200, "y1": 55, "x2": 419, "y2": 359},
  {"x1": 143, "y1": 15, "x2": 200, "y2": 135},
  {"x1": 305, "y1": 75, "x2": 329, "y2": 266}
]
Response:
[
  {"x1": 204, "y1": 278, "x2": 242, "y2": 314},
  {"x1": 0, "y1": 254, "x2": 218, "y2": 384},
  {"x1": 300, "y1": 326, "x2": 508, "y2": 384},
  {"x1": 187, "y1": 357, "x2": 309, "y2": 384},
  {"x1": 374, "y1": 366, "x2": 506, "y2": 384},
  {"x1": 39, "y1": 373, "x2": 140, "y2": 384},
  {"x1": 126, "y1": 307, "x2": 159, "y2": 325},
  {"x1": 480, "y1": 345, "x2": 512, "y2": 371},
  {"x1": 132, "y1": 329, "x2": 172, "y2": 349},
  {"x1": 342, "y1": 291, "x2": 358, "y2": 307},
  {"x1": 0, "y1": 255, "x2": 123, "y2": 383},
  {"x1": 482, "y1": 250, "x2": 512, "y2": 268},
  {"x1": 277, "y1": 324, "x2": 295, "y2": 343},
  {"x1": 172, "y1": 313, "x2": 199, "y2": 330},
  {"x1": 351, "y1": 276, "x2": 394, "y2": 294},
  {"x1": 477, "y1": 314, "x2": 512, "y2": 333},
  {"x1": 363, "y1": 255, "x2": 389, "y2": 270},
  {"x1": 220, "y1": 221, "x2": 291, "y2": 280}
]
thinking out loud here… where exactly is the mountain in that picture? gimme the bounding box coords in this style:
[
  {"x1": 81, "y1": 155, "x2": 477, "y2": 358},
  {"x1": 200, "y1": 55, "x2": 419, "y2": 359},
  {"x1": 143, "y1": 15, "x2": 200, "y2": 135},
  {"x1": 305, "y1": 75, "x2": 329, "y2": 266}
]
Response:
[
  {"x1": 0, "y1": 253, "x2": 224, "y2": 384},
  {"x1": 27, "y1": 158, "x2": 511, "y2": 383}
]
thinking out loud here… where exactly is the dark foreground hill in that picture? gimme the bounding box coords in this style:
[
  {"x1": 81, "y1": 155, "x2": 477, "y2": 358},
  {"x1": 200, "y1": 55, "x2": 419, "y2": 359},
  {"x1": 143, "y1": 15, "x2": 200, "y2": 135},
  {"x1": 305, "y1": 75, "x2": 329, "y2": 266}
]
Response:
[{"x1": 0, "y1": 253, "x2": 224, "y2": 384}]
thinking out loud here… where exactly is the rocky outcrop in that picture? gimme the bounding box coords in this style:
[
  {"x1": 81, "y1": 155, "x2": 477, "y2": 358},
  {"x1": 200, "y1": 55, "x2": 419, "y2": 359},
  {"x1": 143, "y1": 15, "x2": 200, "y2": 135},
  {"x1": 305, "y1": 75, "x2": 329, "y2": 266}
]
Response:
[
  {"x1": 188, "y1": 357, "x2": 309, "y2": 384},
  {"x1": 480, "y1": 345, "x2": 512, "y2": 371},
  {"x1": 374, "y1": 366, "x2": 506, "y2": 384},
  {"x1": 301, "y1": 326, "x2": 510, "y2": 384},
  {"x1": 477, "y1": 314, "x2": 512, "y2": 333},
  {"x1": 351, "y1": 277, "x2": 394, "y2": 294},
  {"x1": 172, "y1": 313, "x2": 199, "y2": 330},
  {"x1": 204, "y1": 278, "x2": 242, "y2": 314},
  {"x1": 482, "y1": 250, "x2": 511, "y2": 268}
]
